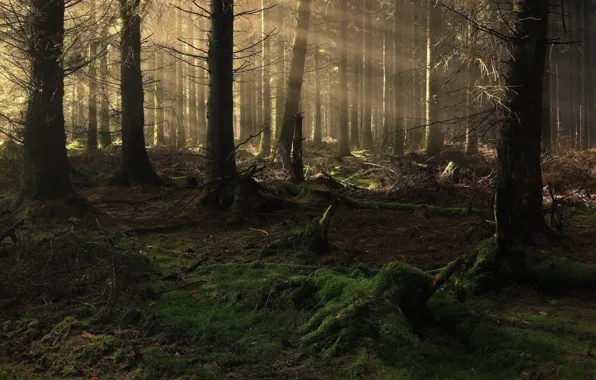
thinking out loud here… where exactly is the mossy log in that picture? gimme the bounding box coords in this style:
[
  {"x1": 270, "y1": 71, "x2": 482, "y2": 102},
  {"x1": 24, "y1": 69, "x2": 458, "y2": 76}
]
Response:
[{"x1": 342, "y1": 196, "x2": 483, "y2": 217}]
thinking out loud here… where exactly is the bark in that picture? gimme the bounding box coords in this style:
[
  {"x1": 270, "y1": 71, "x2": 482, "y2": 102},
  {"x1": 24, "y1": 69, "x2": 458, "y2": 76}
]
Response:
[
  {"x1": 582, "y1": 0, "x2": 591, "y2": 150},
  {"x1": 112, "y1": 0, "x2": 162, "y2": 186},
  {"x1": 99, "y1": 23, "x2": 112, "y2": 148},
  {"x1": 275, "y1": 0, "x2": 312, "y2": 168},
  {"x1": 392, "y1": 0, "x2": 404, "y2": 156},
  {"x1": 337, "y1": 0, "x2": 350, "y2": 156},
  {"x1": 361, "y1": 0, "x2": 373, "y2": 150},
  {"x1": 495, "y1": 0, "x2": 550, "y2": 249},
  {"x1": 205, "y1": 0, "x2": 237, "y2": 182},
  {"x1": 188, "y1": 12, "x2": 198, "y2": 145},
  {"x1": 22, "y1": 0, "x2": 73, "y2": 200},
  {"x1": 154, "y1": 50, "x2": 166, "y2": 145},
  {"x1": 464, "y1": 12, "x2": 479, "y2": 154},
  {"x1": 290, "y1": 114, "x2": 304, "y2": 184},
  {"x1": 424, "y1": 0, "x2": 442, "y2": 155},
  {"x1": 382, "y1": 26, "x2": 391, "y2": 150},
  {"x1": 275, "y1": 3, "x2": 285, "y2": 140},
  {"x1": 313, "y1": 36, "x2": 322, "y2": 146},
  {"x1": 176, "y1": 4, "x2": 186, "y2": 148},
  {"x1": 258, "y1": 0, "x2": 272, "y2": 157},
  {"x1": 87, "y1": 0, "x2": 98, "y2": 152},
  {"x1": 350, "y1": 53, "x2": 360, "y2": 150}
]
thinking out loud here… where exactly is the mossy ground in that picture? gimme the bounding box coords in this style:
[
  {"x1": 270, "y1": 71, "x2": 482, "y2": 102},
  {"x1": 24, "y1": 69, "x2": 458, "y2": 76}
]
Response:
[{"x1": 2, "y1": 145, "x2": 596, "y2": 379}]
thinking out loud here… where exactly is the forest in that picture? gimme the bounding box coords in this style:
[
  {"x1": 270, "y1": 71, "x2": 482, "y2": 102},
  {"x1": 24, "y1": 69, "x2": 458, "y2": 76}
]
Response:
[{"x1": 1, "y1": 0, "x2": 596, "y2": 378}]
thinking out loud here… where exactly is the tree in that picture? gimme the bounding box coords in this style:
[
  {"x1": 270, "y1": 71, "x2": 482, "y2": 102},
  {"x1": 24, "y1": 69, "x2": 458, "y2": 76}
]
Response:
[
  {"x1": 392, "y1": 0, "x2": 404, "y2": 156},
  {"x1": 99, "y1": 21, "x2": 112, "y2": 148},
  {"x1": 424, "y1": 0, "x2": 442, "y2": 155},
  {"x1": 337, "y1": 0, "x2": 350, "y2": 156},
  {"x1": 494, "y1": 0, "x2": 550, "y2": 248},
  {"x1": 275, "y1": 0, "x2": 312, "y2": 168},
  {"x1": 205, "y1": 0, "x2": 237, "y2": 182},
  {"x1": 361, "y1": 0, "x2": 373, "y2": 150},
  {"x1": 175, "y1": 3, "x2": 186, "y2": 148},
  {"x1": 258, "y1": 0, "x2": 272, "y2": 157},
  {"x1": 87, "y1": 0, "x2": 99, "y2": 152},
  {"x1": 22, "y1": 0, "x2": 73, "y2": 200},
  {"x1": 112, "y1": 0, "x2": 162, "y2": 186},
  {"x1": 313, "y1": 32, "x2": 322, "y2": 146}
]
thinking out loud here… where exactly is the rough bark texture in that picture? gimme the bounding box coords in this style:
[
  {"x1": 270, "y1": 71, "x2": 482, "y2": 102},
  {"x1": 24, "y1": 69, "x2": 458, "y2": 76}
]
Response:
[
  {"x1": 154, "y1": 50, "x2": 166, "y2": 145},
  {"x1": 87, "y1": 2, "x2": 99, "y2": 152},
  {"x1": 313, "y1": 33, "x2": 322, "y2": 146},
  {"x1": 258, "y1": 0, "x2": 272, "y2": 157},
  {"x1": 361, "y1": 0, "x2": 373, "y2": 150},
  {"x1": 275, "y1": 0, "x2": 312, "y2": 168},
  {"x1": 392, "y1": 0, "x2": 404, "y2": 156},
  {"x1": 205, "y1": 0, "x2": 237, "y2": 182},
  {"x1": 290, "y1": 114, "x2": 304, "y2": 184},
  {"x1": 424, "y1": 0, "x2": 442, "y2": 155},
  {"x1": 99, "y1": 23, "x2": 112, "y2": 148},
  {"x1": 495, "y1": 0, "x2": 550, "y2": 249},
  {"x1": 22, "y1": 0, "x2": 74, "y2": 200},
  {"x1": 112, "y1": 0, "x2": 162, "y2": 186},
  {"x1": 337, "y1": 0, "x2": 350, "y2": 157}
]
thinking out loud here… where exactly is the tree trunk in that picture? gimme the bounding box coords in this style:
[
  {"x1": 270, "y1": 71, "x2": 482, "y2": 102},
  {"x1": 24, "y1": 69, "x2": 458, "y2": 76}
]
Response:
[
  {"x1": 176, "y1": 5, "x2": 186, "y2": 148},
  {"x1": 290, "y1": 114, "x2": 304, "y2": 184},
  {"x1": 424, "y1": 0, "x2": 442, "y2": 155},
  {"x1": 582, "y1": 0, "x2": 591, "y2": 150},
  {"x1": 350, "y1": 51, "x2": 360, "y2": 150},
  {"x1": 313, "y1": 36, "x2": 322, "y2": 146},
  {"x1": 361, "y1": 0, "x2": 373, "y2": 150},
  {"x1": 154, "y1": 50, "x2": 166, "y2": 145},
  {"x1": 99, "y1": 23, "x2": 112, "y2": 148},
  {"x1": 465, "y1": 12, "x2": 479, "y2": 154},
  {"x1": 258, "y1": 0, "x2": 272, "y2": 157},
  {"x1": 22, "y1": 0, "x2": 73, "y2": 200},
  {"x1": 392, "y1": 0, "x2": 404, "y2": 156},
  {"x1": 495, "y1": 0, "x2": 550, "y2": 249},
  {"x1": 337, "y1": 0, "x2": 350, "y2": 156},
  {"x1": 87, "y1": 43, "x2": 99, "y2": 151},
  {"x1": 275, "y1": 0, "x2": 312, "y2": 168},
  {"x1": 112, "y1": 0, "x2": 162, "y2": 186},
  {"x1": 274, "y1": 3, "x2": 285, "y2": 141},
  {"x1": 87, "y1": 0, "x2": 99, "y2": 152},
  {"x1": 188, "y1": 12, "x2": 198, "y2": 145},
  {"x1": 205, "y1": 0, "x2": 237, "y2": 182}
]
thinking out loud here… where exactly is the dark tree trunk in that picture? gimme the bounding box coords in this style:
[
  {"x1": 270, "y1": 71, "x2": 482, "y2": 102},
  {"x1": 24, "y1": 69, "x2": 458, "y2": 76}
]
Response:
[
  {"x1": 290, "y1": 114, "x2": 304, "y2": 184},
  {"x1": 350, "y1": 53, "x2": 360, "y2": 150},
  {"x1": 337, "y1": 0, "x2": 350, "y2": 156},
  {"x1": 258, "y1": 0, "x2": 272, "y2": 157},
  {"x1": 154, "y1": 50, "x2": 166, "y2": 145},
  {"x1": 361, "y1": 0, "x2": 373, "y2": 150},
  {"x1": 22, "y1": 0, "x2": 73, "y2": 200},
  {"x1": 275, "y1": 0, "x2": 312, "y2": 168},
  {"x1": 99, "y1": 23, "x2": 112, "y2": 148},
  {"x1": 313, "y1": 32, "x2": 322, "y2": 146},
  {"x1": 392, "y1": 0, "x2": 404, "y2": 156},
  {"x1": 582, "y1": 0, "x2": 591, "y2": 150},
  {"x1": 176, "y1": 4, "x2": 186, "y2": 148},
  {"x1": 424, "y1": 0, "x2": 442, "y2": 155},
  {"x1": 495, "y1": 0, "x2": 550, "y2": 249},
  {"x1": 205, "y1": 0, "x2": 237, "y2": 182},
  {"x1": 87, "y1": 1, "x2": 99, "y2": 152},
  {"x1": 112, "y1": 0, "x2": 162, "y2": 186}
]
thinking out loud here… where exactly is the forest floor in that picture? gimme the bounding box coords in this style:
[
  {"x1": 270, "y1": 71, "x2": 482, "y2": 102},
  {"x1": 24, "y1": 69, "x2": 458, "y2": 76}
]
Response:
[{"x1": 1, "y1": 141, "x2": 596, "y2": 379}]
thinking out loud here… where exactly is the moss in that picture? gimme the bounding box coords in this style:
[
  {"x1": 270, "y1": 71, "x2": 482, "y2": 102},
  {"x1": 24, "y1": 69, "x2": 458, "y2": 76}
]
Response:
[
  {"x1": 373, "y1": 262, "x2": 433, "y2": 319},
  {"x1": 525, "y1": 252, "x2": 596, "y2": 292},
  {"x1": 343, "y1": 196, "x2": 479, "y2": 217}
]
